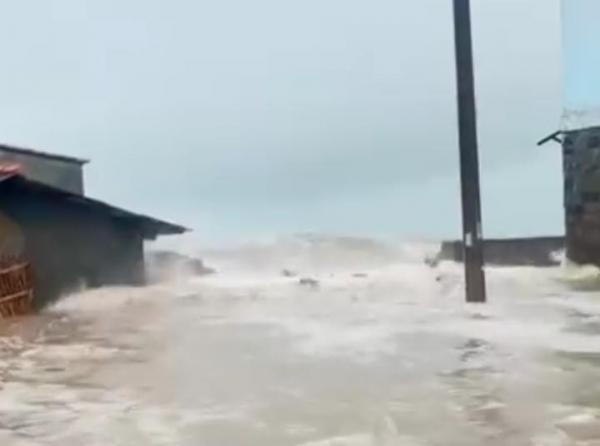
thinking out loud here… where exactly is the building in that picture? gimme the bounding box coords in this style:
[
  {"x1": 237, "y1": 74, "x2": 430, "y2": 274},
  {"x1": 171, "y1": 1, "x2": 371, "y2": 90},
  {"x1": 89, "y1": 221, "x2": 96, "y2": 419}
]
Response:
[
  {"x1": 560, "y1": 127, "x2": 600, "y2": 265},
  {"x1": 535, "y1": 126, "x2": 600, "y2": 266},
  {"x1": 0, "y1": 144, "x2": 186, "y2": 309},
  {"x1": 553, "y1": 2, "x2": 600, "y2": 266}
]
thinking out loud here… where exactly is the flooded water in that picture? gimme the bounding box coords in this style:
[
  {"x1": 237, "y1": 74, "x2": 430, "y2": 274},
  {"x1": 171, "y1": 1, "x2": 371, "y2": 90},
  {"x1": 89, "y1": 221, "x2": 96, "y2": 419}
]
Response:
[{"x1": 2, "y1": 238, "x2": 600, "y2": 445}]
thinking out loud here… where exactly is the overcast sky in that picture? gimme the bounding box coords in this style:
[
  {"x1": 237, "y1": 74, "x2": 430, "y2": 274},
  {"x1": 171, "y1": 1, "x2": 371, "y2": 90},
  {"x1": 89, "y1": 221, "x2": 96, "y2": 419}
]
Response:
[
  {"x1": 0, "y1": 0, "x2": 565, "y2": 244},
  {"x1": 562, "y1": 0, "x2": 600, "y2": 128}
]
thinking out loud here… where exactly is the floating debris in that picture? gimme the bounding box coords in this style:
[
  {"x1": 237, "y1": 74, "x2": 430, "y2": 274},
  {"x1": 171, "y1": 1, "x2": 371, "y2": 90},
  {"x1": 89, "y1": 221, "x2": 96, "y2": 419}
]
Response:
[{"x1": 298, "y1": 277, "x2": 319, "y2": 289}]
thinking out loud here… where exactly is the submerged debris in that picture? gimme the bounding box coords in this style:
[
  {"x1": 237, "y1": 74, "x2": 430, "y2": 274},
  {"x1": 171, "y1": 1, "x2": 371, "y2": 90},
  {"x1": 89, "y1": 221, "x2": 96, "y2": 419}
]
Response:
[
  {"x1": 424, "y1": 255, "x2": 440, "y2": 268},
  {"x1": 298, "y1": 277, "x2": 319, "y2": 289}
]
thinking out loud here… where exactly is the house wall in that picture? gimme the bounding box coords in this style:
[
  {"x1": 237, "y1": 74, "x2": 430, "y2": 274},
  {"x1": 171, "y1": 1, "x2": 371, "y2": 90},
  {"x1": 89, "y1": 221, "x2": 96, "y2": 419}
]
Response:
[
  {"x1": 563, "y1": 127, "x2": 600, "y2": 265},
  {"x1": 0, "y1": 149, "x2": 84, "y2": 195},
  {"x1": 0, "y1": 211, "x2": 25, "y2": 258},
  {"x1": 0, "y1": 189, "x2": 145, "y2": 308}
]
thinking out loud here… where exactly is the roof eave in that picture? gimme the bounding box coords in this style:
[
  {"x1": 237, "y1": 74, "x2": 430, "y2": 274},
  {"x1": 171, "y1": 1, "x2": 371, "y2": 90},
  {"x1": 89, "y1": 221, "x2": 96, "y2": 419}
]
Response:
[
  {"x1": 0, "y1": 144, "x2": 89, "y2": 165},
  {"x1": 0, "y1": 175, "x2": 188, "y2": 238}
]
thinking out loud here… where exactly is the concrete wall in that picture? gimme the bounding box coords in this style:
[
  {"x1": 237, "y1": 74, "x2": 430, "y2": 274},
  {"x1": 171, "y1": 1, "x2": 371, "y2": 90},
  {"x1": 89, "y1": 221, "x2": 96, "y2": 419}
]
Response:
[
  {"x1": 438, "y1": 237, "x2": 564, "y2": 266},
  {"x1": 0, "y1": 189, "x2": 145, "y2": 308},
  {"x1": 563, "y1": 127, "x2": 600, "y2": 265},
  {"x1": 0, "y1": 149, "x2": 84, "y2": 195}
]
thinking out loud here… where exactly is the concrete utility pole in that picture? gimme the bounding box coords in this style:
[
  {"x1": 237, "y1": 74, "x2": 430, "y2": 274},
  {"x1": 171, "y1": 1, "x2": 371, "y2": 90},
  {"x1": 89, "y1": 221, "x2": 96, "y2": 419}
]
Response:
[{"x1": 452, "y1": 0, "x2": 487, "y2": 303}]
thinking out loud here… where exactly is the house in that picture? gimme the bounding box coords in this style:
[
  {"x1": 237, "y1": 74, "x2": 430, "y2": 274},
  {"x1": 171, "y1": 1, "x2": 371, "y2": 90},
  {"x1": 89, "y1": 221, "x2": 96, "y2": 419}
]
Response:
[
  {"x1": 535, "y1": 126, "x2": 600, "y2": 266},
  {"x1": 548, "y1": 2, "x2": 600, "y2": 266},
  {"x1": 560, "y1": 127, "x2": 600, "y2": 266},
  {"x1": 0, "y1": 144, "x2": 186, "y2": 310}
]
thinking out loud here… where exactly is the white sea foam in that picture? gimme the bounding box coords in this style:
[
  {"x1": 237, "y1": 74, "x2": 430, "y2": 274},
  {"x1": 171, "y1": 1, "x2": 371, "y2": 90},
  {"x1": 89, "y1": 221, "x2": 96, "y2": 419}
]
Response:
[{"x1": 0, "y1": 235, "x2": 599, "y2": 445}]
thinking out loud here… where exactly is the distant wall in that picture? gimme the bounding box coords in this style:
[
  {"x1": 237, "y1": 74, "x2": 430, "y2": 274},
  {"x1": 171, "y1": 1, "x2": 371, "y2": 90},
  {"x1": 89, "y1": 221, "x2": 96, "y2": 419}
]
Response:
[
  {"x1": 0, "y1": 188, "x2": 145, "y2": 308},
  {"x1": 0, "y1": 149, "x2": 84, "y2": 195},
  {"x1": 438, "y1": 237, "x2": 564, "y2": 267}
]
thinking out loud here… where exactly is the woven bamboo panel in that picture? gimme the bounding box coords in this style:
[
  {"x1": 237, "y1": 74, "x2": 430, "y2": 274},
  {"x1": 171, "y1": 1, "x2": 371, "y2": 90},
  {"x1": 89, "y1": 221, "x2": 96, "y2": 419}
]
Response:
[{"x1": 0, "y1": 256, "x2": 33, "y2": 318}]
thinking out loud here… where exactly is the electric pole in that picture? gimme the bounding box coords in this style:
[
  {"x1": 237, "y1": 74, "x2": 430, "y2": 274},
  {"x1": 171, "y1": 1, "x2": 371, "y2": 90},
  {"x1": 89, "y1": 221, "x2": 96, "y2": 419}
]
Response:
[{"x1": 452, "y1": 0, "x2": 487, "y2": 303}]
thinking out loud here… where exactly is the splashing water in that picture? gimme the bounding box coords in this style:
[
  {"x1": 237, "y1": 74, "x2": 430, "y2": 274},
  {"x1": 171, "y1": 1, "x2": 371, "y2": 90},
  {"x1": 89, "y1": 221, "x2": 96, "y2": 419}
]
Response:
[{"x1": 2, "y1": 236, "x2": 600, "y2": 445}]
